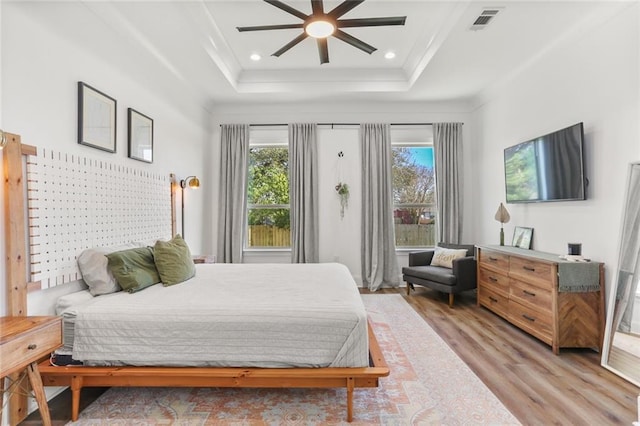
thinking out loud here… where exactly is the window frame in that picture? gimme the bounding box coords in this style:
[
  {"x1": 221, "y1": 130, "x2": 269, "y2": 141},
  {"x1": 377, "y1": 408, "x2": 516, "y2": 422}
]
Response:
[
  {"x1": 391, "y1": 135, "x2": 436, "y2": 250},
  {"x1": 245, "y1": 134, "x2": 291, "y2": 251}
]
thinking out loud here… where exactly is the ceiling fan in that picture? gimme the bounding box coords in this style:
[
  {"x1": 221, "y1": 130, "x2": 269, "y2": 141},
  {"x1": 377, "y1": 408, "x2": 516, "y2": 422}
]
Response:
[{"x1": 236, "y1": 0, "x2": 406, "y2": 64}]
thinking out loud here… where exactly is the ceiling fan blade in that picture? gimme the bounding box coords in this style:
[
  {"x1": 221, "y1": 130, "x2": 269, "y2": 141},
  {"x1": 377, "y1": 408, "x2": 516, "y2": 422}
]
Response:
[
  {"x1": 237, "y1": 23, "x2": 304, "y2": 32},
  {"x1": 317, "y1": 38, "x2": 329, "y2": 64},
  {"x1": 333, "y1": 29, "x2": 376, "y2": 54},
  {"x1": 311, "y1": 0, "x2": 324, "y2": 15},
  {"x1": 272, "y1": 32, "x2": 309, "y2": 57},
  {"x1": 329, "y1": 0, "x2": 365, "y2": 19},
  {"x1": 264, "y1": 0, "x2": 309, "y2": 20},
  {"x1": 337, "y1": 16, "x2": 406, "y2": 28}
]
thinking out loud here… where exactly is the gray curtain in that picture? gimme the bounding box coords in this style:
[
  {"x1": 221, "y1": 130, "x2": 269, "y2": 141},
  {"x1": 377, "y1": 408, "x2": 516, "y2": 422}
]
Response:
[
  {"x1": 288, "y1": 123, "x2": 319, "y2": 263},
  {"x1": 217, "y1": 124, "x2": 250, "y2": 263},
  {"x1": 360, "y1": 123, "x2": 400, "y2": 291},
  {"x1": 433, "y1": 122, "x2": 463, "y2": 244}
]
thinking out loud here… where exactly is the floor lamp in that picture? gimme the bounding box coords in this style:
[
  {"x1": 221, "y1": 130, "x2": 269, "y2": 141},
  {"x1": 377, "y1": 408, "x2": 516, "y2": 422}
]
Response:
[{"x1": 180, "y1": 175, "x2": 200, "y2": 239}]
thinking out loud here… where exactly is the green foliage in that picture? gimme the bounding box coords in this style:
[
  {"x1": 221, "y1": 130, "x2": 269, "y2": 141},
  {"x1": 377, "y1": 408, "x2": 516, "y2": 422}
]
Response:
[
  {"x1": 335, "y1": 182, "x2": 349, "y2": 195},
  {"x1": 392, "y1": 147, "x2": 435, "y2": 224},
  {"x1": 248, "y1": 147, "x2": 290, "y2": 228},
  {"x1": 505, "y1": 143, "x2": 538, "y2": 201}
]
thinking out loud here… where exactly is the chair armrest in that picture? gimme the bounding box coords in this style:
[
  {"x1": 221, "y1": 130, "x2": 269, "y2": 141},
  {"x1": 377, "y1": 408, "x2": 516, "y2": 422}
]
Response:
[
  {"x1": 452, "y1": 256, "x2": 477, "y2": 285},
  {"x1": 409, "y1": 250, "x2": 435, "y2": 266}
]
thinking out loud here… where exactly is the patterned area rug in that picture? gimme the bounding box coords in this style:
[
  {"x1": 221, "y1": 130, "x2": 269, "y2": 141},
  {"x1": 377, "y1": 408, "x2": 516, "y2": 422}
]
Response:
[{"x1": 69, "y1": 294, "x2": 520, "y2": 425}]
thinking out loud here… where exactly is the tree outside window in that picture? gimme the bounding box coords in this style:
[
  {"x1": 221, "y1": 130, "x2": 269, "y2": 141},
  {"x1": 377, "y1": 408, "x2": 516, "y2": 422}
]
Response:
[
  {"x1": 247, "y1": 146, "x2": 290, "y2": 248},
  {"x1": 392, "y1": 145, "x2": 436, "y2": 248}
]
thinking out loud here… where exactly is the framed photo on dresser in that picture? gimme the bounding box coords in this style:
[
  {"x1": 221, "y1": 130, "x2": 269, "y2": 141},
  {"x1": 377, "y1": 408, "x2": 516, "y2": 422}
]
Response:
[{"x1": 512, "y1": 226, "x2": 533, "y2": 249}]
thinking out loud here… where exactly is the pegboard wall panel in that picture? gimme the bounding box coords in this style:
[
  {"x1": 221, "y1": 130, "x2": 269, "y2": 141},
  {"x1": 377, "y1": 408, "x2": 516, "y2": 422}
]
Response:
[{"x1": 27, "y1": 149, "x2": 172, "y2": 289}]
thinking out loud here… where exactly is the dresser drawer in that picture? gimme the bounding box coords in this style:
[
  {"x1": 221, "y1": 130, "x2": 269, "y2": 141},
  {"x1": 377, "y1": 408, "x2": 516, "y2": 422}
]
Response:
[
  {"x1": 509, "y1": 256, "x2": 555, "y2": 290},
  {"x1": 0, "y1": 318, "x2": 62, "y2": 376},
  {"x1": 508, "y1": 300, "x2": 553, "y2": 345},
  {"x1": 510, "y1": 278, "x2": 552, "y2": 313},
  {"x1": 479, "y1": 266, "x2": 509, "y2": 296},
  {"x1": 478, "y1": 249, "x2": 509, "y2": 272},
  {"x1": 479, "y1": 286, "x2": 509, "y2": 320}
]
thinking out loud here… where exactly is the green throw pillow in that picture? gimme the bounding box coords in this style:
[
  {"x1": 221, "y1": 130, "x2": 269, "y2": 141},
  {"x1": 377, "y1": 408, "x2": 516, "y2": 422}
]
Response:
[
  {"x1": 106, "y1": 247, "x2": 160, "y2": 293},
  {"x1": 154, "y1": 234, "x2": 196, "y2": 286}
]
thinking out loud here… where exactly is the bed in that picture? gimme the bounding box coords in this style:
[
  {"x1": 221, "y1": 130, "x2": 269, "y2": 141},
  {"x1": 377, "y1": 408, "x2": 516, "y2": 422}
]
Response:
[
  {"x1": 3, "y1": 133, "x2": 389, "y2": 423},
  {"x1": 41, "y1": 262, "x2": 387, "y2": 421},
  {"x1": 60, "y1": 263, "x2": 368, "y2": 368}
]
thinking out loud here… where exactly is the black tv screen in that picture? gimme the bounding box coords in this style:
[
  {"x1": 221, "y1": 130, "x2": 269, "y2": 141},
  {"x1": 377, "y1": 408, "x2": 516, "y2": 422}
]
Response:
[{"x1": 504, "y1": 122, "x2": 586, "y2": 203}]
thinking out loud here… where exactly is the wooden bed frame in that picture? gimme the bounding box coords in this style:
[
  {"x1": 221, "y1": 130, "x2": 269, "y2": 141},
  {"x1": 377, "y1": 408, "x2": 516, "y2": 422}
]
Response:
[
  {"x1": 38, "y1": 321, "x2": 388, "y2": 422},
  {"x1": 3, "y1": 132, "x2": 389, "y2": 423}
]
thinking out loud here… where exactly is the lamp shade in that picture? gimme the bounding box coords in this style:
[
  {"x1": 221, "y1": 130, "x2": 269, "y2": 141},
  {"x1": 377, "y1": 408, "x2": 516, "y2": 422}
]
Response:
[
  {"x1": 188, "y1": 177, "x2": 200, "y2": 189},
  {"x1": 180, "y1": 176, "x2": 200, "y2": 189},
  {"x1": 494, "y1": 202, "x2": 510, "y2": 224}
]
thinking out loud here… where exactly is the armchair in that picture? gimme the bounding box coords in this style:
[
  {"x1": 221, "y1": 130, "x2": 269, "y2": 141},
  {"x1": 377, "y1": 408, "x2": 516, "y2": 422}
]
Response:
[{"x1": 402, "y1": 243, "x2": 477, "y2": 307}]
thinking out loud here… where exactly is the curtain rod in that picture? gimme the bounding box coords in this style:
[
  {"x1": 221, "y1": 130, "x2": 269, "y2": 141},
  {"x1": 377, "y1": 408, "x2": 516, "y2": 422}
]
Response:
[
  {"x1": 246, "y1": 122, "x2": 433, "y2": 127},
  {"x1": 219, "y1": 122, "x2": 464, "y2": 128}
]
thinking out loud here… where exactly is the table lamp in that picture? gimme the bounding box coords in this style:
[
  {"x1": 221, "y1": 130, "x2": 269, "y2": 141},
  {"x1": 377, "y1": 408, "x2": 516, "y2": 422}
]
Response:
[{"x1": 494, "y1": 202, "x2": 510, "y2": 246}]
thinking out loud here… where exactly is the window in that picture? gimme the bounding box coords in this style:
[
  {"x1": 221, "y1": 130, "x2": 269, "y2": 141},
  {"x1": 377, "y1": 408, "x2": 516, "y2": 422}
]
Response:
[
  {"x1": 247, "y1": 143, "x2": 290, "y2": 248},
  {"x1": 392, "y1": 130, "x2": 436, "y2": 248}
]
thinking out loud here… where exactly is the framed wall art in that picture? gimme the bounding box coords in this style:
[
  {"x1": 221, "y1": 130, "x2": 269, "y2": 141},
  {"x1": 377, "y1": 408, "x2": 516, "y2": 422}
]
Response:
[
  {"x1": 78, "y1": 82, "x2": 117, "y2": 153},
  {"x1": 512, "y1": 226, "x2": 534, "y2": 249},
  {"x1": 128, "y1": 108, "x2": 153, "y2": 163}
]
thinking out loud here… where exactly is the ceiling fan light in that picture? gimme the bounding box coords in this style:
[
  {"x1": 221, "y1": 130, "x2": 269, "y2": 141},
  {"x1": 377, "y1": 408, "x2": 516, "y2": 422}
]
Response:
[{"x1": 305, "y1": 20, "x2": 335, "y2": 38}]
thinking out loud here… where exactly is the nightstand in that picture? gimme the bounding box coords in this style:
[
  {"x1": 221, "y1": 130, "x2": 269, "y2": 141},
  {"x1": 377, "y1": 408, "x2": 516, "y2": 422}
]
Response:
[
  {"x1": 193, "y1": 255, "x2": 216, "y2": 264},
  {"x1": 0, "y1": 316, "x2": 62, "y2": 426}
]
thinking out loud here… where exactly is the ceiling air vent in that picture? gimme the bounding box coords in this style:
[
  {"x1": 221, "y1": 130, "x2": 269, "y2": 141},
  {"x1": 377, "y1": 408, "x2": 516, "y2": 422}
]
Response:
[{"x1": 470, "y1": 8, "x2": 502, "y2": 31}]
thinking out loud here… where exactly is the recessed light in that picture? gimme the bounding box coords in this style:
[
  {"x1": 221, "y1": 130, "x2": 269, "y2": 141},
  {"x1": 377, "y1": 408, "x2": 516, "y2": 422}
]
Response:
[
  {"x1": 384, "y1": 51, "x2": 396, "y2": 60},
  {"x1": 250, "y1": 53, "x2": 261, "y2": 61}
]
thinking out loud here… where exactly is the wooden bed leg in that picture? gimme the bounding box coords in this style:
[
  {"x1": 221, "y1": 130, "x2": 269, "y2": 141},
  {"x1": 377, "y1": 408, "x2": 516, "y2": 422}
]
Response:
[
  {"x1": 346, "y1": 376, "x2": 354, "y2": 422},
  {"x1": 70, "y1": 375, "x2": 82, "y2": 421}
]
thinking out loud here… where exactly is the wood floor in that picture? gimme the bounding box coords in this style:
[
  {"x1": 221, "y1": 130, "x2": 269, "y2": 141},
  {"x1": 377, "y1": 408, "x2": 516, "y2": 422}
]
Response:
[
  {"x1": 396, "y1": 287, "x2": 639, "y2": 425},
  {"x1": 22, "y1": 287, "x2": 639, "y2": 425}
]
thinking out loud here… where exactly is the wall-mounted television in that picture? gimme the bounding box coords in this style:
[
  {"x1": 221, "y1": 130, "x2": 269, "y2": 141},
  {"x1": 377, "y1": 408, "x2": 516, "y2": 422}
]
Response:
[{"x1": 504, "y1": 122, "x2": 586, "y2": 203}]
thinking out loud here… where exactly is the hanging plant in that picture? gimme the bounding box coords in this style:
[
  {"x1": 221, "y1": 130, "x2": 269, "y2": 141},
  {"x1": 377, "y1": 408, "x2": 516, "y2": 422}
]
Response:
[{"x1": 335, "y1": 182, "x2": 349, "y2": 219}]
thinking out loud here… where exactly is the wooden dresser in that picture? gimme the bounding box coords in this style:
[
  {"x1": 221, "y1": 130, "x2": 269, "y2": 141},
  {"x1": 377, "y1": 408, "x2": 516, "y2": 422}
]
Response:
[
  {"x1": 476, "y1": 245, "x2": 604, "y2": 354},
  {"x1": 0, "y1": 316, "x2": 62, "y2": 426}
]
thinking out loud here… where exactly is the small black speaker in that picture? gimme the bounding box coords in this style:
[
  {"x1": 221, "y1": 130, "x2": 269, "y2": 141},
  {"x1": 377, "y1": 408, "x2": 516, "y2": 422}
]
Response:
[{"x1": 568, "y1": 243, "x2": 582, "y2": 256}]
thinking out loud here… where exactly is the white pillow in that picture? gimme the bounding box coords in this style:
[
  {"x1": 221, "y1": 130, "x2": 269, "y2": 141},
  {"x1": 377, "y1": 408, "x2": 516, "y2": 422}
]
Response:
[
  {"x1": 77, "y1": 243, "x2": 139, "y2": 296},
  {"x1": 430, "y1": 247, "x2": 468, "y2": 269}
]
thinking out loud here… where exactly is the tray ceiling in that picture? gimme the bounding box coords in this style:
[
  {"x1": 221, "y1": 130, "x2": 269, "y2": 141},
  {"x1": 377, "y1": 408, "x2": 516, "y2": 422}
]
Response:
[{"x1": 7, "y1": 1, "x2": 633, "y2": 109}]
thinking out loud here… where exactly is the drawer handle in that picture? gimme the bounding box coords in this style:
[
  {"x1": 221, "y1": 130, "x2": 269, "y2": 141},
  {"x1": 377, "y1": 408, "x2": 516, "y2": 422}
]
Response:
[
  {"x1": 523, "y1": 266, "x2": 536, "y2": 272},
  {"x1": 522, "y1": 314, "x2": 536, "y2": 322},
  {"x1": 27, "y1": 343, "x2": 37, "y2": 350},
  {"x1": 489, "y1": 276, "x2": 498, "y2": 282},
  {"x1": 523, "y1": 290, "x2": 536, "y2": 297},
  {"x1": 489, "y1": 257, "x2": 498, "y2": 261},
  {"x1": 489, "y1": 296, "x2": 498, "y2": 303}
]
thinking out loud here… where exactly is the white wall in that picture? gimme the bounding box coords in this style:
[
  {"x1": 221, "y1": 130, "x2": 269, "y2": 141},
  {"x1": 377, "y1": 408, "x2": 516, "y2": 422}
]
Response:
[
  {"x1": 470, "y1": 4, "x2": 640, "y2": 302},
  {"x1": 209, "y1": 102, "x2": 473, "y2": 284},
  {"x1": 0, "y1": 5, "x2": 210, "y2": 423},
  {"x1": 0, "y1": 4, "x2": 210, "y2": 318}
]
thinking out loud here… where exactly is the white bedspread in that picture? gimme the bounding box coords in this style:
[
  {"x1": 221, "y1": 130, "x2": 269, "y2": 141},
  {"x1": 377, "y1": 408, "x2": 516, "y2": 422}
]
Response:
[{"x1": 71, "y1": 263, "x2": 369, "y2": 368}]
